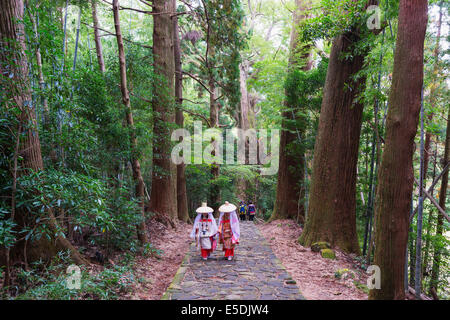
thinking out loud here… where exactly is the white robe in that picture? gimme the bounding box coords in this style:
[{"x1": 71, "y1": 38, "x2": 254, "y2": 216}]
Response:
[{"x1": 190, "y1": 213, "x2": 218, "y2": 250}]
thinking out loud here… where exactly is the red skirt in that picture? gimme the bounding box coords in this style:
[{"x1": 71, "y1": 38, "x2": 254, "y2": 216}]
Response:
[
  {"x1": 201, "y1": 248, "x2": 212, "y2": 258},
  {"x1": 224, "y1": 248, "x2": 234, "y2": 257}
]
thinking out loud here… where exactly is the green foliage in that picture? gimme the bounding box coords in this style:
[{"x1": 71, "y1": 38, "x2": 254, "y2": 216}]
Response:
[
  {"x1": 0, "y1": 208, "x2": 16, "y2": 249},
  {"x1": 25, "y1": 170, "x2": 142, "y2": 250},
  {"x1": 7, "y1": 251, "x2": 135, "y2": 300},
  {"x1": 300, "y1": 0, "x2": 388, "y2": 42},
  {"x1": 180, "y1": 0, "x2": 247, "y2": 115}
]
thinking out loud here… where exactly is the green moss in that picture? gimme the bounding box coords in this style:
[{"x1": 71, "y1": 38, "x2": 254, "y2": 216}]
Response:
[
  {"x1": 320, "y1": 248, "x2": 336, "y2": 259},
  {"x1": 311, "y1": 241, "x2": 331, "y2": 252},
  {"x1": 354, "y1": 280, "x2": 369, "y2": 294},
  {"x1": 334, "y1": 268, "x2": 354, "y2": 279},
  {"x1": 285, "y1": 279, "x2": 297, "y2": 284}
]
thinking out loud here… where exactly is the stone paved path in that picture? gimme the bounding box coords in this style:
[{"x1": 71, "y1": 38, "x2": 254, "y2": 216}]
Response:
[{"x1": 162, "y1": 221, "x2": 305, "y2": 300}]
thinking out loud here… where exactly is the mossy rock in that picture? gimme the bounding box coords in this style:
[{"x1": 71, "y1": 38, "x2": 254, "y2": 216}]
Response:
[
  {"x1": 334, "y1": 268, "x2": 355, "y2": 279},
  {"x1": 354, "y1": 280, "x2": 370, "y2": 294},
  {"x1": 320, "y1": 248, "x2": 336, "y2": 259},
  {"x1": 311, "y1": 241, "x2": 331, "y2": 252}
]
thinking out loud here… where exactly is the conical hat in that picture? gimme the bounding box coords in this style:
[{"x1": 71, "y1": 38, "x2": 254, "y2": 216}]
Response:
[
  {"x1": 196, "y1": 202, "x2": 214, "y2": 213},
  {"x1": 219, "y1": 201, "x2": 237, "y2": 213}
]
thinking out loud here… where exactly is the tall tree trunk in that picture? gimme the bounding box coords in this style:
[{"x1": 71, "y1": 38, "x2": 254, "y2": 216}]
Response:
[
  {"x1": 91, "y1": 0, "x2": 105, "y2": 73},
  {"x1": 299, "y1": 0, "x2": 380, "y2": 252},
  {"x1": 112, "y1": 0, "x2": 148, "y2": 244},
  {"x1": 271, "y1": 0, "x2": 311, "y2": 223},
  {"x1": 429, "y1": 105, "x2": 449, "y2": 296},
  {"x1": 299, "y1": 31, "x2": 365, "y2": 253},
  {"x1": 369, "y1": 0, "x2": 428, "y2": 300},
  {"x1": 173, "y1": 0, "x2": 189, "y2": 222},
  {"x1": 270, "y1": 0, "x2": 312, "y2": 223},
  {"x1": 235, "y1": 60, "x2": 255, "y2": 201},
  {"x1": 235, "y1": 62, "x2": 249, "y2": 201},
  {"x1": 208, "y1": 75, "x2": 221, "y2": 212},
  {"x1": 149, "y1": 0, "x2": 178, "y2": 221},
  {"x1": 0, "y1": 0, "x2": 87, "y2": 266}
]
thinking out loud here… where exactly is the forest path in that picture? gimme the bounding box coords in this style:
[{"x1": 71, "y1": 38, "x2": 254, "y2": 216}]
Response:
[{"x1": 162, "y1": 220, "x2": 305, "y2": 300}]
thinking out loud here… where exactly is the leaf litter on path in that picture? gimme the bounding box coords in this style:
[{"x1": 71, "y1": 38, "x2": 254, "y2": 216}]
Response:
[{"x1": 257, "y1": 219, "x2": 369, "y2": 300}]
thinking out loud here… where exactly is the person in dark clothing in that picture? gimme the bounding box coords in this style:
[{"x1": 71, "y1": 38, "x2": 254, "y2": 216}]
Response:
[
  {"x1": 239, "y1": 201, "x2": 247, "y2": 221},
  {"x1": 247, "y1": 201, "x2": 256, "y2": 221}
]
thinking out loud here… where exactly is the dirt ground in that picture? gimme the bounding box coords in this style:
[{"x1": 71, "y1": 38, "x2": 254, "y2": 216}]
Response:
[
  {"x1": 124, "y1": 217, "x2": 192, "y2": 300},
  {"x1": 257, "y1": 219, "x2": 369, "y2": 300}
]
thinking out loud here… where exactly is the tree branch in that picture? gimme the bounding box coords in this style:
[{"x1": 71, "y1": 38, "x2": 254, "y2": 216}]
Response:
[
  {"x1": 82, "y1": 21, "x2": 152, "y2": 49},
  {"x1": 182, "y1": 71, "x2": 212, "y2": 94},
  {"x1": 179, "y1": 107, "x2": 211, "y2": 127}
]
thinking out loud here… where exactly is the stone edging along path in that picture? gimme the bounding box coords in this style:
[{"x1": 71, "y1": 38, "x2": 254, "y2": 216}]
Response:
[{"x1": 162, "y1": 221, "x2": 306, "y2": 300}]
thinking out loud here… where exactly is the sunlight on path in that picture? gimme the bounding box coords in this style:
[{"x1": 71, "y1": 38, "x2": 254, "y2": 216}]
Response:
[{"x1": 162, "y1": 221, "x2": 306, "y2": 300}]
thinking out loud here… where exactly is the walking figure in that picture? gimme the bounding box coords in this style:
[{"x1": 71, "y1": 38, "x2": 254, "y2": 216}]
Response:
[
  {"x1": 218, "y1": 201, "x2": 240, "y2": 261},
  {"x1": 190, "y1": 202, "x2": 218, "y2": 260},
  {"x1": 239, "y1": 201, "x2": 247, "y2": 221},
  {"x1": 247, "y1": 201, "x2": 256, "y2": 221}
]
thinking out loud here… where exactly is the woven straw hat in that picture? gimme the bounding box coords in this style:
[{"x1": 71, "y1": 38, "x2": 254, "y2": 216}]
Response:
[
  {"x1": 196, "y1": 202, "x2": 214, "y2": 213},
  {"x1": 218, "y1": 201, "x2": 237, "y2": 213}
]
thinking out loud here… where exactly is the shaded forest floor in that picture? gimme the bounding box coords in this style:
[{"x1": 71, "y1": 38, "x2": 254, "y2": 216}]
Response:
[
  {"x1": 122, "y1": 217, "x2": 192, "y2": 300},
  {"x1": 257, "y1": 219, "x2": 369, "y2": 300}
]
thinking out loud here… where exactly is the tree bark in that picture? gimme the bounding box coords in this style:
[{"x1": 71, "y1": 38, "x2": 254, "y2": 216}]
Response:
[
  {"x1": 112, "y1": 0, "x2": 148, "y2": 244},
  {"x1": 149, "y1": 0, "x2": 178, "y2": 221},
  {"x1": 299, "y1": 30, "x2": 365, "y2": 254},
  {"x1": 369, "y1": 0, "x2": 428, "y2": 300},
  {"x1": 173, "y1": 0, "x2": 189, "y2": 223},
  {"x1": 91, "y1": 0, "x2": 105, "y2": 73},
  {"x1": 299, "y1": 1, "x2": 383, "y2": 252},
  {"x1": 271, "y1": 0, "x2": 312, "y2": 223}
]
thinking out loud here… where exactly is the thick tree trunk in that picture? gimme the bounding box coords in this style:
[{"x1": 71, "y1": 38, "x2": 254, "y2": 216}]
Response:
[
  {"x1": 112, "y1": 0, "x2": 148, "y2": 244},
  {"x1": 299, "y1": 29, "x2": 369, "y2": 253},
  {"x1": 271, "y1": 0, "x2": 311, "y2": 223},
  {"x1": 149, "y1": 0, "x2": 178, "y2": 221},
  {"x1": 91, "y1": 0, "x2": 105, "y2": 73},
  {"x1": 429, "y1": 105, "x2": 449, "y2": 296},
  {"x1": 369, "y1": 0, "x2": 428, "y2": 300},
  {"x1": 0, "y1": 0, "x2": 87, "y2": 266},
  {"x1": 173, "y1": 1, "x2": 189, "y2": 222}
]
